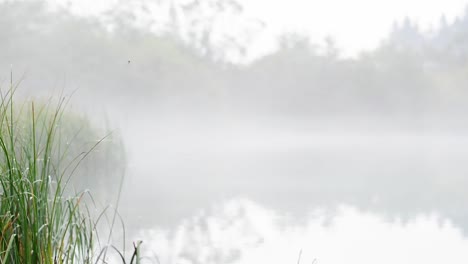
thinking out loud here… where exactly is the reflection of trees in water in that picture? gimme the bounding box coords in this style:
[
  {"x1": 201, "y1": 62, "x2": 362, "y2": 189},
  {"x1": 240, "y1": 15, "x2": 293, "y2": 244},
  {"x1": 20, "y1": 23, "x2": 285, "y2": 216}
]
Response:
[
  {"x1": 246, "y1": 141, "x2": 468, "y2": 235},
  {"x1": 136, "y1": 199, "x2": 270, "y2": 264},
  {"x1": 134, "y1": 199, "x2": 468, "y2": 264},
  {"x1": 120, "y1": 132, "x2": 468, "y2": 236}
]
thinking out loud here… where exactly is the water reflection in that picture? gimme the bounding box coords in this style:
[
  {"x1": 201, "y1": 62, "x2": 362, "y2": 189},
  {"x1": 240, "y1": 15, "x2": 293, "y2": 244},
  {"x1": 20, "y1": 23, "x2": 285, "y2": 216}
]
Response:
[
  {"x1": 115, "y1": 119, "x2": 468, "y2": 263},
  {"x1": 132, "y1": 198, "x2": 468, "y2": 264},
  {"x1": 121, "y1": 122, "x2": 468, "y2": 235}
]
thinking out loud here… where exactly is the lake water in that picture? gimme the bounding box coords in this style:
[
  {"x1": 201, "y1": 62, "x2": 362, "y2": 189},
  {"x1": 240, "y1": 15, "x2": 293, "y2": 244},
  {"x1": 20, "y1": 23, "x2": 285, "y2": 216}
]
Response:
[
  {"x1": 134, "y1": 199, "x2": 468, "y2": 264},
  {"x1": 118, "y1": 120, "x2": 468, "y2": 263}
]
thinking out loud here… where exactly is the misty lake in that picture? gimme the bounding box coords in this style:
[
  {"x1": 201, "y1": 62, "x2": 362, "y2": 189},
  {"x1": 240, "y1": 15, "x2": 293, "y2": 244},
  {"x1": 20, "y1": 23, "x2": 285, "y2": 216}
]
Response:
[
  {"x1": 117, "y1": 119, "x2": 468, "y2": 264},
  {"x1": 7, "y1": 0, "x2": 468, "y2": 263}
]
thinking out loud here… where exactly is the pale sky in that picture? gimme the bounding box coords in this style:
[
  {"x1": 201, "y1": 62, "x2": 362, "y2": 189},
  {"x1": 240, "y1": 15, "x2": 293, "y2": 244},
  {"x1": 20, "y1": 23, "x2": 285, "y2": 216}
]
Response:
[
  {"x1": 54, "y1": 0, "x2": 468, "y2": 59},
  {"x1": 237, "y1": 0, "x2": 468, "y2": 58}
]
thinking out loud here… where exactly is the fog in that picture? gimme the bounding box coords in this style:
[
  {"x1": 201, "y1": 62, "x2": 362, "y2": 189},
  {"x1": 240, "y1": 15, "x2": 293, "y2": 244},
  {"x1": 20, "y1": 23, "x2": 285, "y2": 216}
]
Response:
[{"x1": 3, "y1": 0, "x2": 468, "y2": 263}]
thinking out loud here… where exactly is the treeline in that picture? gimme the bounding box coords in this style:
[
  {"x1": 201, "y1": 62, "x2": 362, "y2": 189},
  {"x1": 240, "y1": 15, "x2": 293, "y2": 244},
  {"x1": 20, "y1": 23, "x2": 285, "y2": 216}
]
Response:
[{"x1": 2, "y1": 1, "x2": 468, "y2": 128}]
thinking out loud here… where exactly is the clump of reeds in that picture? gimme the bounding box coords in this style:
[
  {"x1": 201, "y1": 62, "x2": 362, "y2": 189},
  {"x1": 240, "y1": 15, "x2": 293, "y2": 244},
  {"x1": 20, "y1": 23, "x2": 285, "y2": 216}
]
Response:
[
  {"x1": 0, "y1": 79, "x2": 97, "y2": 263},
  {"x1": 0, "y1": 78, "x2": 141, "y2": 263}
]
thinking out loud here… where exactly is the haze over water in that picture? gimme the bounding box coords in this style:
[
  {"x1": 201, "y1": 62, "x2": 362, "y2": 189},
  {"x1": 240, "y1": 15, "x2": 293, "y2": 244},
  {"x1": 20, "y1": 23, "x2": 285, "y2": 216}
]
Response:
[{"x1": 4, "y1": 0, "x2": 468, "y2": 263}]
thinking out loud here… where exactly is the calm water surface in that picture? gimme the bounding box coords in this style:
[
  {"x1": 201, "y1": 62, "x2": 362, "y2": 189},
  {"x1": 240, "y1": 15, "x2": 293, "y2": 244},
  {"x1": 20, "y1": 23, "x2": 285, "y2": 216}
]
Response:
[{"x1": 118, "y1": 122, "x2": 468, "y2": 264}]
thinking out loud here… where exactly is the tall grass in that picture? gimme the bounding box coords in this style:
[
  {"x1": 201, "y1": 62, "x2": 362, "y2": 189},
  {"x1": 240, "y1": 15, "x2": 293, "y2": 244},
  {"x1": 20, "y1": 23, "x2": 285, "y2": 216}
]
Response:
[{"x1": 0, "y1": 78, "x2": 141, "y2": 263}]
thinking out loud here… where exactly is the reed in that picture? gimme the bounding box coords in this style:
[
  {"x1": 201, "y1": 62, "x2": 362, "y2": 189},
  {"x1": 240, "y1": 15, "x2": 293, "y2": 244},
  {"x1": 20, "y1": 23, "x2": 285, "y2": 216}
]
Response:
[{"x1": 0, "y1": 77, "x2": 140, "y2": 263}]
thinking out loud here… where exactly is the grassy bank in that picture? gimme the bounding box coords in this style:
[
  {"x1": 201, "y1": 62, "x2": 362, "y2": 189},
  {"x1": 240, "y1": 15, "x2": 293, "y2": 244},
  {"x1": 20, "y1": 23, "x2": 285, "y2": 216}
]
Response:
[{"x1": 0, "y1": 80, "x2": 138, "y2": 263}]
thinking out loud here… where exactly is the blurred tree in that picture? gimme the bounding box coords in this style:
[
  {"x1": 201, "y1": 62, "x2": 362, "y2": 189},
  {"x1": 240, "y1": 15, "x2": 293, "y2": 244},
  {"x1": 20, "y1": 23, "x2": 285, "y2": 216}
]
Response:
[{"x1": 2, "y1": 0, "x2": 468, "y2": 126}]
